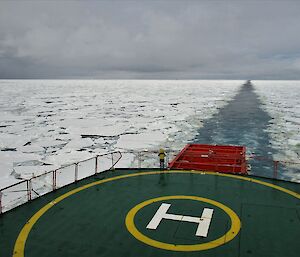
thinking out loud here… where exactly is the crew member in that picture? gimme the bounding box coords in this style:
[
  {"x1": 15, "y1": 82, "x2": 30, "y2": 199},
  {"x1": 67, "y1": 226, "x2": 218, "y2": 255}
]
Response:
[{"x1": 158, "y1": 148, "x2": 166, "y2": 170}]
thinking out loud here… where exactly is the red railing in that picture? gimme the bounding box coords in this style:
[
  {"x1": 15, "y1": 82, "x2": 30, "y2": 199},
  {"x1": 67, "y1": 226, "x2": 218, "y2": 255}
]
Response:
[
  {"x1": 0, "y1": 151, "x2": 122, "y2": 214},
  {"x1": 119, "y1": 149, "x2": 299, "y2": 182},
  {"x1": 118, "y1": 149, "x2": 180, "y2": 169},
  {"x1": 247, "y1": 155, "x2": 300, "y2": 181},
  {"x1": 168, "y1": 144, "x2": 247, "y2": 174},
  {"x1": 1, "y1": 149, "x2": 299, "y2": 215}
]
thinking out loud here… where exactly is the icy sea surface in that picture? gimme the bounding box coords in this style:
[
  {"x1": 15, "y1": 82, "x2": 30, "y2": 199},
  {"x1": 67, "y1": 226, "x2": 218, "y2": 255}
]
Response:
[
  {"x1": 0, "y1": 80, "x2": 299, "y2": 186},
  {"x1": 194, "y1": 83, "x2": 299, "y2": 180}
]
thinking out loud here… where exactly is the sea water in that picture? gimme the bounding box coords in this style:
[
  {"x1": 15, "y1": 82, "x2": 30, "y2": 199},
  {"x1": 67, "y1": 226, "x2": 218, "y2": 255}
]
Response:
[{"x1": 0, "y1": 80, "x2": 299, "y2": 186}]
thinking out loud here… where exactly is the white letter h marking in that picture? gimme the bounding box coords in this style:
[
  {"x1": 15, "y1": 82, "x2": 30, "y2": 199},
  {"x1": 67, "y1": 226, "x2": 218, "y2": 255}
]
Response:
[{"x1": 146, "y1": 203, "x2": 214, "y2": 237}]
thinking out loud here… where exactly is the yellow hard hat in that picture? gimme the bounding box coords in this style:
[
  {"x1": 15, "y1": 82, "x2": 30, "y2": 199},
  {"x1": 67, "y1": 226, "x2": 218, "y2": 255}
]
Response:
[{"x1": 159, "y1": 148, "x2": 165, "y2": 153}]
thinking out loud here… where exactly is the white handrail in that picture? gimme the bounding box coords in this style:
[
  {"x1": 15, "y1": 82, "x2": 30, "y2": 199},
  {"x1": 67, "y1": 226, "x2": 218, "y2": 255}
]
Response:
[{"x1": 0, "y1": 151, "x2": 122, "y2": 214}]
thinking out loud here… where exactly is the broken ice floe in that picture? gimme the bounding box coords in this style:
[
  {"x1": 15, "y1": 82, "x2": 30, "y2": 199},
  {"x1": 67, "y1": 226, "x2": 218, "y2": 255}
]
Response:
[
  {"x1": 254, "y1": 81, "x2": 300, "y2": 167},
  {"x1": 0, "y1": 80, "x2": 243, "y2": 186}
]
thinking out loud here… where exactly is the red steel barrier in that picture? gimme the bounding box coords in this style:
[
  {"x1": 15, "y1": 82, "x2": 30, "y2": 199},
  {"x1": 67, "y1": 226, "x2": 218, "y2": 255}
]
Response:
[{"x1": 168, "y1": 144, "x2": 247, "y2": 174}]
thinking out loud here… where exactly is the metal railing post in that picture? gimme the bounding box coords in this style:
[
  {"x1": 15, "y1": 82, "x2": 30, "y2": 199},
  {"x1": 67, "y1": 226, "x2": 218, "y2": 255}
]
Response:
[
  {"x1": 273, "y1": 160, "x2": 279, "y2": 179},
  {"x1": 27, "y1": 180, "x2": 32, "y2": 201},
  {"x1": 75, "y1": 163, "x2": 78, "y2": 182},
  {"x1": 53, "y1": 170, "x2": 57, "y2": 190},
  {"x1": 0, "y1": 191, "x2": 2, "y2": 214},
  {"x1": 138, "y1": 152, "x2": 141, "y2": 169},
  {"x1": 166, "y1": 152, "x2": 170, "y2": 169},
  {"x1": 95, "y1": 156, "x2": 98, "y2": 174},
  {"x1": 0, "y1": 151, "x2": 123, "y2": 215}
]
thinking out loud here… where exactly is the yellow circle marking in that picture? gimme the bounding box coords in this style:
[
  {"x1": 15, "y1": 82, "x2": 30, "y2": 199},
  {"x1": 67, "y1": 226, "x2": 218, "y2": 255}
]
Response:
[
  {"x1": 13, "y1": 170, "x2": 300, "y2": 257},
  {"x1": 125, "y1": 195, "x2": 241, "y2": 251}
]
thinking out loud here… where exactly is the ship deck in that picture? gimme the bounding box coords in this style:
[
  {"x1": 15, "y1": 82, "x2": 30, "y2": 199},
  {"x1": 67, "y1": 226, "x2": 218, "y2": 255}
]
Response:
[{"x1": 1, "y1": 169, "x2": 300, "y2": 257}]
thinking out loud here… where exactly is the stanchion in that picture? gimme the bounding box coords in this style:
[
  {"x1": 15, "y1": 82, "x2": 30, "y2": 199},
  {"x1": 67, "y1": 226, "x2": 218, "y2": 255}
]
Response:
[
  {"x1": 273, "y1": 161, "x2": 279, "y2": 179},
  {"x1": 53, "y1": 170, "x2": 57, "y2": 190},
  {"x1": 75, "y1": 163, "x2": 78, "y2": 182},
  {"x1": 27, "y1": 180, "x2": 32, "y2": 201},
  {"x1": 0, "y1": 191, "x2": 2, "y2": 214},
  {"x1": 95, "y1": 156, "x2": 98, "y2": 174}
]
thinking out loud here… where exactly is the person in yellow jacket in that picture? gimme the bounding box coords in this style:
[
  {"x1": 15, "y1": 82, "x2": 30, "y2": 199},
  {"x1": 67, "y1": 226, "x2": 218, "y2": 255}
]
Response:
[{"x1": 158, "y1": 148, "x2": 166, "y2": 170}]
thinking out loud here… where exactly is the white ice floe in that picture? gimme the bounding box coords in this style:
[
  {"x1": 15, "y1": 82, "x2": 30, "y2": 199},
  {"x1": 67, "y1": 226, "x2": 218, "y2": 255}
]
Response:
[
  {"x1": 12, "y1": 165, "x2": 59, "y2": 180},
  {"x1": 0, "y1": 177, "x2": 20, "y2": 190},
  {"x1": 43, "y1": 149, "x2": 94, "y2": 167},
  {"x1": 0, "y1": 79, "x2": 242, "y2": 187},
  {"x1": 0, "y1": 151, "x2": 43, "y2": 166},
  {"x1": 116, "y1": 131, "x2": 167, "y2": 150},
  {"x1": 0, "y1": 133, "x2": 31, "y2": 150},
  {"x1": 18, "y1": 145, "x2": 45, "y2": 154},
  {"x1": 65, "y1": 138, "x2": 94, "y2": 150},
  {"x1": 253, "y1": 80, "x2": 300, "y2": 165}
]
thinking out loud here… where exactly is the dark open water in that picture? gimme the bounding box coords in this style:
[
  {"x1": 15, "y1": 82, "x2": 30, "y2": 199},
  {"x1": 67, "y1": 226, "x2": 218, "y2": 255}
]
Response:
[{"x1": 193, "y1": 83, "x2": 278, "y2": 177}]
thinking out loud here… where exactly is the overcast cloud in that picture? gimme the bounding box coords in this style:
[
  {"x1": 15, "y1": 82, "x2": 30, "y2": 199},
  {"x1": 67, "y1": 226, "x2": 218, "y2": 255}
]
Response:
[{"x1": 0, "y1": 0, "x2": 300, "y2": 79}]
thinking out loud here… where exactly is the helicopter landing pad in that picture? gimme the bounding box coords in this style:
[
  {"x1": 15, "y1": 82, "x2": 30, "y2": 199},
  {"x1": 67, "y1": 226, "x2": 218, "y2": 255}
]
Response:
[{"x1": 1, "y1": 170, "x2": 300, "y2": 257}]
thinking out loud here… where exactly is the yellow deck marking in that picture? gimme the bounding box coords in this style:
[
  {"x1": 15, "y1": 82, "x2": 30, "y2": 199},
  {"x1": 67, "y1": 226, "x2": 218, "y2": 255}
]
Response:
[
  {"x1": 13, "y1": 170, "x2": 300, "y2": 257},
  {"x1": 125, "y1": 195, "x2": 241, "y2": 251}
]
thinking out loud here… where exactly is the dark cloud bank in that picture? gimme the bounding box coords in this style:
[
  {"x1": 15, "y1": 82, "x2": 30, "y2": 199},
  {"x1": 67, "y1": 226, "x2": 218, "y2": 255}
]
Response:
[{"x1": 0, "y1": 0, "x2": 300, "y2": 79}]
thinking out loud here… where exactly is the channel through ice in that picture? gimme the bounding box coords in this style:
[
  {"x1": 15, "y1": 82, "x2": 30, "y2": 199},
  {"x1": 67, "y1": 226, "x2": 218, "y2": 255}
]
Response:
[{"x1": 0, "y1": 80, "x2": 299, "y2": 191}]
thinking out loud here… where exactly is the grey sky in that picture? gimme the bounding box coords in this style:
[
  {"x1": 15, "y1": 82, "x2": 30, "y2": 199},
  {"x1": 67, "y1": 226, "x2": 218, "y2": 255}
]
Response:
[{"x1": 0, "y1": 0, "x2": 300, "y2": 79}]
